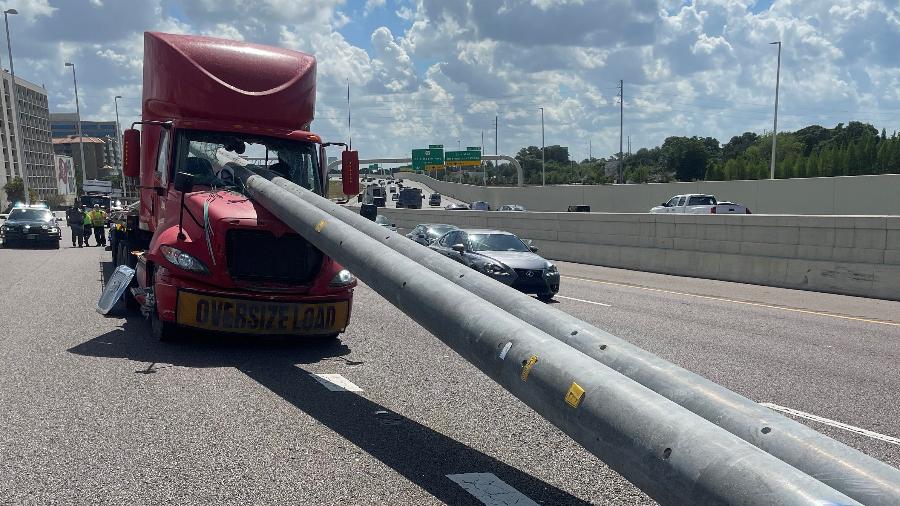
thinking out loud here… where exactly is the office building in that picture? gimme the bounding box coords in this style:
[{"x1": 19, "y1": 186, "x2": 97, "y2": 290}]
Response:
[
  {"x1": 0, "y1": 70, "x2": 55, "y2": 210},
  {"x1": 50, "y1": 112, "x2": 132, "y2": 198}
]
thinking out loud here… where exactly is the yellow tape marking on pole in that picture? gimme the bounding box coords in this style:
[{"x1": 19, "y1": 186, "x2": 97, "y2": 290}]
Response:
[
  {"x1": 521, "y1": 355, "x2": 538, "y2": 381},
  {"x1": 314, "y1": 220, "x2": 327, "y2": 232},
  {"x1": 565, "y1": 382, "x2": 585, "y2": 408}
]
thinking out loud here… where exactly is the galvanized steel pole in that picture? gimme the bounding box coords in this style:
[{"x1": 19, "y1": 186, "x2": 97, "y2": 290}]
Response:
[
  {"x1": 240, "y1": 171, "x2": 858, "y2": 505},
  {"x1": 272, "y1": 177, "x2": 900, "y2": 506}
]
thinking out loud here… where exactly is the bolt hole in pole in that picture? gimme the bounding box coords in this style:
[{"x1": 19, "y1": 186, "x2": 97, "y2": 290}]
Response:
[
  {"x1": 761, "y1": 427, "x2": 772, "y2": 434},
  {"x1": 459, "y1": 274, "x2": 465, "y2": 278},
  {"x1": 571, "y1": 330, "x2": 578, "y2": 336},
  {"x1": 599, "y1": 344, "x2": 607, "y2": 350},
  {"x1": 521, "y1": 359, "x2": 528, "y2": 366},
  {"x1": 662, "y1": 448, "x2": 672, "y2": 460},
  {"x1": 402, "y1": 281, "x2": 407, "y2": 287}
]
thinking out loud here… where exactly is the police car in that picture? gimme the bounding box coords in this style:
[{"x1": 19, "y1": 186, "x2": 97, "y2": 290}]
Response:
[{"x1": 0, "y1": 203, "x2": 62, "y2": 249}]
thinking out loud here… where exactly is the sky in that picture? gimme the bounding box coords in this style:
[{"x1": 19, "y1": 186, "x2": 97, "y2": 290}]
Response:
[{"x1": 5, "y1": 0, "x2": 900, "y2": 162}]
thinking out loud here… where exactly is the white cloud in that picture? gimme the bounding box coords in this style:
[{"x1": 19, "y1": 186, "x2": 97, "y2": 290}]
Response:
[
  {"x1": 10, "y1": 0, "x2": 899, "y2": 163},
  {"x1": 365, "y1": 0, "x2": 387, "y2": 15}
]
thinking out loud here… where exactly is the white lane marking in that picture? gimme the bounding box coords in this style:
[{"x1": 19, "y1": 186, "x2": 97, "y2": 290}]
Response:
[
  {"x1": 311, "y1": 373, "x2": 362, "y2": 392},
  {"x1": 760, "y1": 403, "x2": 900, "y2": 446},
  {"x1": 563, "y1": 275, "x2": 900, "y2": 328},
  {"x1": 555, "y1": 295, "x2": 612, "y2": 307},
  {"x1": 446, "y1": 473, "x2": 539, "y2": 506}
]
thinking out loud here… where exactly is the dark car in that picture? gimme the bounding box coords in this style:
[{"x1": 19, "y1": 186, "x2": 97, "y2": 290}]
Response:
[
  {"x1": 407, "y1": 223, "x2": 459, "y2": 246},
  {"x1": 430, "y1": 229, "x2": 559, "y2": 300},
  {"x1": 445, "y1": 203, "x2": 470, "y2": 210},
  {"x1": 428, "y1": 193, "x2": 441, "y2": 206},
  {"x1": 567, "y1": 205, "x2": 590, "y2": 212},
  {"x1": 1, "y1": 206, "x2": 62, "y2": 249}
]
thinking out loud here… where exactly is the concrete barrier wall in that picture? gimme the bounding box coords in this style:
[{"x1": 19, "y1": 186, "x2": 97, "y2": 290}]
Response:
[
  {"x1": 398, "y1": 172, "x2": 900, "y2": 215},
  {"x1": 378, "y1": 208, "x2": 900, "y2": 301}
]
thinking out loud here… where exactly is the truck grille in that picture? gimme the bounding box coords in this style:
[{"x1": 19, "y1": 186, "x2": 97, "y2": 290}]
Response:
[{"x1": 225, "y1": 229, "x2": 323, "y2": 284}]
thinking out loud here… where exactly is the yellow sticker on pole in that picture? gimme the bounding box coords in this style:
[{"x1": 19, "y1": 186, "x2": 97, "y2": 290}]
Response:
[
  {"x1": 565, "y1": 382, "x2": 585, "y2": 408},
  {"x1": 520, "y1": 355, "x2": 538, "y2": 381},
  {"x1": 314, "y1": 220, "x2": 327, "y2": 232}
]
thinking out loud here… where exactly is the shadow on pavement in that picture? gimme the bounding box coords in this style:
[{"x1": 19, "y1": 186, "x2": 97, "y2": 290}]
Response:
[{"x1": 71, "y1": 265, "x2": 591, "y2": 504}]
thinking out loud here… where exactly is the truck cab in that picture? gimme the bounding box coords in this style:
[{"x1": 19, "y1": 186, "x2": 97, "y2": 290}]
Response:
[{"x1": 117, "y1": 32, "x2": 360, "y2": 341}]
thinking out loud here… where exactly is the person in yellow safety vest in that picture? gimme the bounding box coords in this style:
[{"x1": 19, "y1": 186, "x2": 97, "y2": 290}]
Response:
[
  {"x1": 82, "y1": 207, "x2": 93, "y2": 247},
  {"x1": 88, "y1": 204, "x2": 108, "y2": 247}
]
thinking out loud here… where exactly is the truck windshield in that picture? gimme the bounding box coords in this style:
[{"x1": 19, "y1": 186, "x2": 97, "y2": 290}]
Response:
[
  {"x1": 81, "y1": 195, "x2": 111, "y2": 209},
  {"x1": 173, "y1": 130, "x2": 322, "y2": 194}
]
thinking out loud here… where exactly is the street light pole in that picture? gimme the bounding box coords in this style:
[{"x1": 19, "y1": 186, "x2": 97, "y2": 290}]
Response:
[
  {"x1": 540, "y1": 107, "x2": 545, "y2": 186},
  {"x1": 114, "y1": 95, "x2": 123, "y2": 194},
  {"x1": 769, "y1": 41, "x2": 781, "y2": 179},
  {"x1": 3, "y1": 8, "x2": 28, "y2": 204},
  {"x1": 65, "y1": 62, "x2": 87, "y2": 191}
]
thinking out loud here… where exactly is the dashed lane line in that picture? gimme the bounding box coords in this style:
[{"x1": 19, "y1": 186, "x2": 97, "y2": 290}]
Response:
[
  {"x1": 446, "y1": 473, "x2": 539, "y2": 506},
  {"x1": 760, "y1": 403, "x2": 900, "y2": 446},
  {"x1": 310, "y1": 373, "x2": 363, "y2": 392},
  {"x1": 562, "y1": 275, "x2": 900, "y2": 328},
  {"x1": 555, "y1": 295, "x2": 612, "y2": 307}
]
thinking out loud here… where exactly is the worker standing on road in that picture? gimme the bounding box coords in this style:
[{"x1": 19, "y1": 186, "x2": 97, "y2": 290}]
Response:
[
  {"x1": 89, "y1": 204, "x2": 107, "y2": 247},
  {"x1": 82, "y1": 207, "x2": 93, "y2": 247},
  {"x1": 65, "y1": 205, "x2": 84, "y2": 248}
]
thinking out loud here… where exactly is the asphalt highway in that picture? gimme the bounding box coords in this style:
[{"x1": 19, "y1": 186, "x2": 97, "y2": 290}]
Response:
[{"x1": 1, "y1": 225, "x2": 898, "y2": 505}]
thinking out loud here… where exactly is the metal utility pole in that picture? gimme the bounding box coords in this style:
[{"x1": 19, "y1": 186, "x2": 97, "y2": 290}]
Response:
[
  {"x1": 494, "y1": 114, "x2": 499, "y2": 183},
  {"x1": 769, "y1": 41, "x2": 781, "y2": 179},
  {"x1": 481, "y1": 129, "x2": 486, "y2": 186},
  {"x1": 618, "y1": 79, "x2": 624, "y2": 184},
  {"x1": 4, "y1": 8, "x2": 27, "y2": 204},
  {"x1": 65, "y1": 62, "x2": 86, "y2": 189},
  {"x1": 114, "y1": 95, "x2": 123, "y2": 194},
  {"x1": 540, "y1": 107, "x2": 545, "y2": 186},
  {"x1": 347, "y1": 79, "x2": 351, "y2": 150}
]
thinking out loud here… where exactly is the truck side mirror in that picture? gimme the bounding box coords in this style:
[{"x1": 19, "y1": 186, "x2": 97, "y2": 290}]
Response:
[
  {"x1": 173, "y1": 172, "x2": 195, "y2": 193},
  {"x1": 342, "y1": 150, "x2": 360, "y2": 195},
  {"x1": 452, "y1": 243, "x2": 466, "y2": 254},
  {"x1": 122, "y1": 129, "x2": 141, "y2": 178}
]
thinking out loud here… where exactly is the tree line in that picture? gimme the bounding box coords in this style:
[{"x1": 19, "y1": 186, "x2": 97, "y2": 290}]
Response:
[{"x1": 428, "y1": 121, "x2": 900, "y2": 186}]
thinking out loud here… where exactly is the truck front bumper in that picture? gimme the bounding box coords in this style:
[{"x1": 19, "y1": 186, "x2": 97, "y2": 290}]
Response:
[{"x1": 154, "y1": 267, "x2": 354, "y2": 336}]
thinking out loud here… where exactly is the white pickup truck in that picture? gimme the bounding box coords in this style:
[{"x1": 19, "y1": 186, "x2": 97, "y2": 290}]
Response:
[{"x1": 650, "y1": 194, "x2": 751, "y2": 214}]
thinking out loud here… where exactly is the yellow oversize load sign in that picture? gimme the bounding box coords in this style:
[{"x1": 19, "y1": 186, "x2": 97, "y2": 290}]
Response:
[{"x1": 176, "y1": 291, "x2": 349, "y2": 335}]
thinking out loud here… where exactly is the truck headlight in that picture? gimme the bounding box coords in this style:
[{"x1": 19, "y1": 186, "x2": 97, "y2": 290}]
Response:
[
  {"x1": 545, "y1": 264, "x2": 559, "y2": 276},
  {"x1": 41, "y1": 224, "x2": 49, "y2": 230},
  {"x1": 160, "y1": 245, "x2": 210, "y2": 274},
  {"x1": 329, "y1": 269, "x2": 355, "y2": 287}
]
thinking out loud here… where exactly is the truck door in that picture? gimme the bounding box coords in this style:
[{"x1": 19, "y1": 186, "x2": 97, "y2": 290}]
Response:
[{"x1": 674, "y1": 195, "x2": 687, "y2": 213}]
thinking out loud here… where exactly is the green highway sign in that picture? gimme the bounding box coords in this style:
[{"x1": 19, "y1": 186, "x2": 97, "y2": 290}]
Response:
[
  {"x1": 445, "y1": 149, "x2": 481, "y2": 167},
  {"x1": 412, "y1": 148, "x2": 444, "y2": 170},
  {"x1": 369, "y1": 164, "x2": 378, "y2": 170},
  {"x1": 467, "y1": 146, "x2": 481, "y2": 151},
  {"x1": 428, "y1": 144, "x2": 444, "y2": 149}
]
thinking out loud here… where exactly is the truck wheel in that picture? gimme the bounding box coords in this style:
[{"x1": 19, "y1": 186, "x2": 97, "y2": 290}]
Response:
[
  {"x1": 151, "y1": 309, "x2": 178, "y2": 342},
  {"x1": 537, "y1": 293, "x2": 555, "y2": 302}
]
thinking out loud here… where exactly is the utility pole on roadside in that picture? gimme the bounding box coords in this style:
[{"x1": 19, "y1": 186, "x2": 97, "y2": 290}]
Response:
[
  {"x1": 494, "y1": 114, "x2": 498, "y2": 175},
  {"x1": 769, "y1": 41, "x2": 781, "y2": 179},
  {"x1": 540, "y1": 107, "x2": 545, "y2": 186},
  {"x1": 618, "y1": 79, "x2": 624, "y2": 184},
  {"x1": 347, "y1": 79, "x2": 351, "y2": 150}
]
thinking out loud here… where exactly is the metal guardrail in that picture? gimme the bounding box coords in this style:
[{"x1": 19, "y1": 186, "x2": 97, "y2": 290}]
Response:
[
  {"x1": 271, "y1": 177, "x2": 900, "y2": 506},
  {"x1": 234, "y1": 170, "x2": 864, "y2": 505}
]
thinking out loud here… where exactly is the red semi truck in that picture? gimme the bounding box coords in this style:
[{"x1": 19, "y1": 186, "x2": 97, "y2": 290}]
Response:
[{"x1": 115, "y1": 32, "x2": 360, "y2": 340}]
